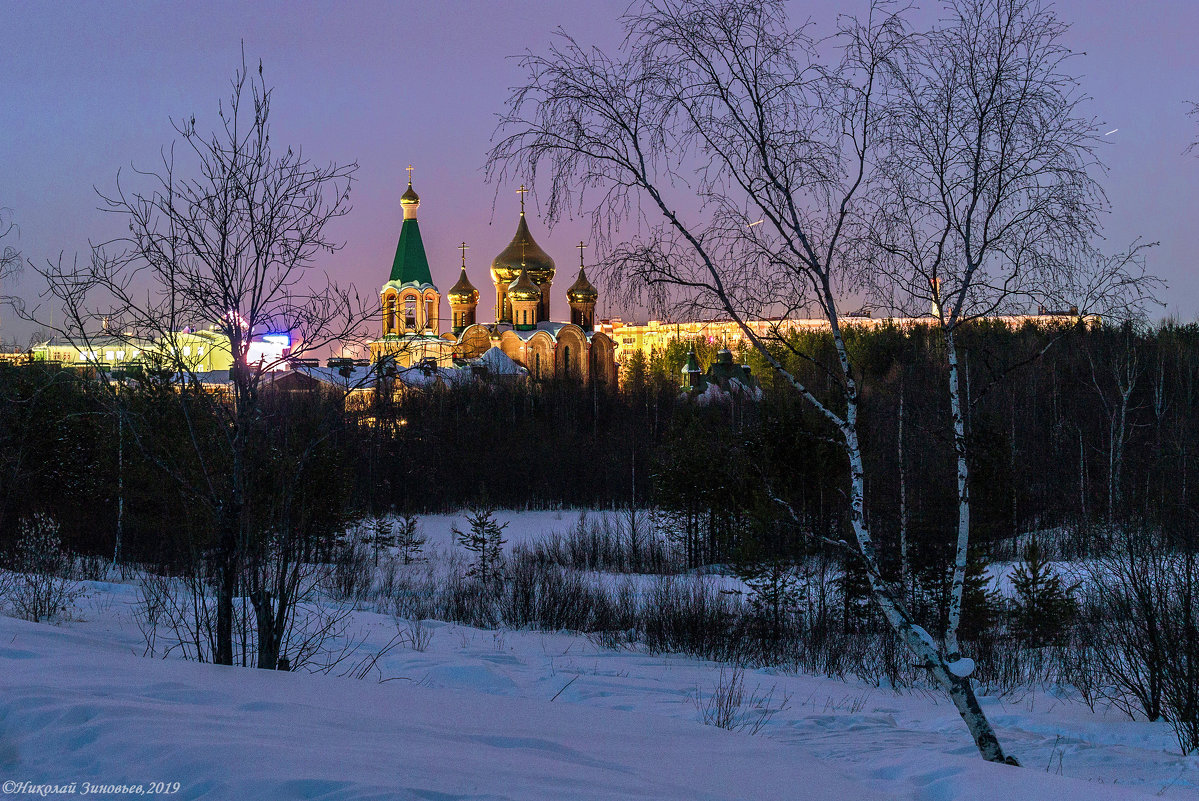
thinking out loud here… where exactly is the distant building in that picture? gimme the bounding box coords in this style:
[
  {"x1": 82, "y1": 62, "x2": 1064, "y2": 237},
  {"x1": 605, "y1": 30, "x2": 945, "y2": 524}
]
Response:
[
  {"x1": 28, "y1": 327, "x2": 291, "y2": 372},
  {"x1": 600, "y1": 311, "x2": 1094, "y2": 370},
  {"x1": 30, "y1": 335, "x2": 156, "y2": 369},
  {"x1": 366, "y1": 173, "x2": 616, "y2": 386}
]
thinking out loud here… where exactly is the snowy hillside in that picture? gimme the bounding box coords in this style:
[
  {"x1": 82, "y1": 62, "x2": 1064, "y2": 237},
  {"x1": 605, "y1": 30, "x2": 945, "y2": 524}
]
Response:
[{"x1": 2, "y1": 550, "x2": 1194, "y2": 800}]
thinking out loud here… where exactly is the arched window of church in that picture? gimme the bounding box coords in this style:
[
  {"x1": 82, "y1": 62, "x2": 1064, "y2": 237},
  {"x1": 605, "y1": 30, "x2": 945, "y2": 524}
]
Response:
[
  {"x1": 384, "y1": 295, "x2": 396, "y2": 334},
  {"x1": 535, "y1": 352, "x2": 541, "y2": 378},
  {"x1": 404, "y1": 296, "x2": 417, "y2": 330},
  {"x1": 563, "y1": 345, "x2": 570, "y2": 376},
  {"x1": 425, "y1": 297, "x2": 434, "y2": 329}
]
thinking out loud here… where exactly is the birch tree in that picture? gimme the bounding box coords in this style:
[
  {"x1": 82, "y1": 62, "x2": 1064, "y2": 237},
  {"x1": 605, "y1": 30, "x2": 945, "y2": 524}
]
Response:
[
  {"x1": 489, "y1": 0, "x2": 1018, "y2": 764},
  {"x1": 869, "y1": 0, "x2": 1158, "y2": 665}
]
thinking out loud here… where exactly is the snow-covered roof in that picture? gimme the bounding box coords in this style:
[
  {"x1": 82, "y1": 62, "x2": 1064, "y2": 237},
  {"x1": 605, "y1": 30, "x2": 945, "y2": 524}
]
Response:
[
  {"x1": 473, "y1": 346, "x2": 528, "y2": 376},
  {"x1": 293, "y1": 365, "x2": 378, "y2": 391},
  {"x1": 191, "y1": 369, "x2": 232, "y2": 385},
  {"x1": 395, "y1": 364, "x2": 470, "y2": 388}
]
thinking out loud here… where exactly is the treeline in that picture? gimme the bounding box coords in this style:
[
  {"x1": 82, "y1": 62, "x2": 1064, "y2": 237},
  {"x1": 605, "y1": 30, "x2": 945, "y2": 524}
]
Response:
[
  {"x1": 650, "y1": 320, "x2": 1199, "y2": 566},
  {"x1": 1, "y1": 319, "x2": 1197, "y2": 569}
]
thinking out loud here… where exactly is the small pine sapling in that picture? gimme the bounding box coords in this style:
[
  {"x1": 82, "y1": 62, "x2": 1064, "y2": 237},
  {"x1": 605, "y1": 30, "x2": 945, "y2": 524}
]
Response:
[
  {"x1": 364, "y1": 514, "x2": 397, "y2": 567},
  {"x1": 836, "y1": 554, "x2": 873, "y2": 632},
  {"x1": 959, "y1": 547, "x2": 1002, "y2": 642},
  {"x1": 736, "y1": 556, "x2": 803, "y2": 653},
  {"x1": 1011, "y1": 539, "x2": 1078, "y2": 647},
  {"x1": 394, "y1": 513, "x2": 427, "y2": 565},
  {"x1": 453, "y1": 507, "x2": 508, "y2": 583}
]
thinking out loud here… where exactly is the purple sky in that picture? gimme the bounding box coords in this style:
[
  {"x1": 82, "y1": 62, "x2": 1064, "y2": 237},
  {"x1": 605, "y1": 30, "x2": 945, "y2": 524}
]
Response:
[{"x1": 1, "y1": 1, "x2": 1196, "y2": 342}]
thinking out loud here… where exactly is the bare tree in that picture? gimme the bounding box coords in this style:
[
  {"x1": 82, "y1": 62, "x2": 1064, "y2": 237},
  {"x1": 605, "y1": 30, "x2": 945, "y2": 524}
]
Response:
[
  {"x1": 1086, "y1": 326, "x2": 1148, "y2": 523},
  {"x1": 33, "y1": 55, "x2": 369, "y2": 667},
  {"x1": 489, "y1": 0, "x2": 1018, "y2": 763},
  {"x1": 869, "y1": 0, "x2": 1159, "y2": 667},
  {"x1": 1188, "y1": 101, "x2": 1198, "y2": 155},
  {"x1": 0, "y1": 207, "x2": 20, "y2": 333}
]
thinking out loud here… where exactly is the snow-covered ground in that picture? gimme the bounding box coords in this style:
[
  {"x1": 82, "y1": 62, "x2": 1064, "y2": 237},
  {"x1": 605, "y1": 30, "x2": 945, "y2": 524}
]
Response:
[{"x1": 2, "y1": 510, "x2": 1196, "y2": 800}]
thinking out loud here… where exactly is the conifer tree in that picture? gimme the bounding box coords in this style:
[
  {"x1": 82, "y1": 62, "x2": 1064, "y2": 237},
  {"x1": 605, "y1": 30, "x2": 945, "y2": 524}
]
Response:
[
  {"x1": 622, "y1": 349, "x2": 650, "y2": 392},
  {"x1": 959, "y1": 547, "x2": 1001, "y2": 641},
  {"x1": 453, "y1": 507, "x2": 508, "y2": 583},
  {"x1": 735, "y1": 556, "x2": 803, "y2": 654},
  {"x1": 1010, "y1": 539, "x2": 1077, "y2": 646},
  {"x1": 836, "y1": 554, "x2": 873, "y2": 633},
  {"x1": 365, "y1": 514, "x2": 397, "y2": 567},
  {"x1": 394, "y1": 513, "x2": 427, "y2": 565}
]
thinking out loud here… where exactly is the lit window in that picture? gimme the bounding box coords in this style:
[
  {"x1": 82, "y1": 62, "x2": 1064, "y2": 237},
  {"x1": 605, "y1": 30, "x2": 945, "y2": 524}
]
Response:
[
  {"x1": 183, "y1": 346, "x2": 191, "y2": 356},
  {"x1": 105, "y1": 351, "x2": 114, "y2": 361}
]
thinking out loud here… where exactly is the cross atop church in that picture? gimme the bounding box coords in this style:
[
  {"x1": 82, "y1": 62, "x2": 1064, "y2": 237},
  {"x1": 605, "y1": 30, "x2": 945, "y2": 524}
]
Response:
[
  {"x1": 577, "y1": 240, "x2": 587, "y2": 267},
  {"x1": 406, "y1": 164, "x2": 414, "y2": 186},
  {"x1": 458, "y1": 241, "x2": 469, "y2": 267},
  {"x1": 517, "y1": 184, "x2": 527, "y2": 215}
]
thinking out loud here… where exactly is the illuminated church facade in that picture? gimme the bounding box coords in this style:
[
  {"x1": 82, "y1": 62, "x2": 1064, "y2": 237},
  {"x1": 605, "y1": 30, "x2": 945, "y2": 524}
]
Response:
[{"x1": 368, "y1": 174, "x2": 617, "y2": 386}]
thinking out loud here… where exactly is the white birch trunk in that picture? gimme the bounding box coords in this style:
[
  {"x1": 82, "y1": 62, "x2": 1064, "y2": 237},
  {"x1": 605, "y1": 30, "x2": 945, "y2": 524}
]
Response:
[
  {"x1": 944, "y1": 326, "x2": 970, "y2": 660},
  {"x1": 831, "y1": 330, "x2": 1015, "y2": 765},
  {"x1": 898, "y1": 377, "x2": 911, "y2": 602}
]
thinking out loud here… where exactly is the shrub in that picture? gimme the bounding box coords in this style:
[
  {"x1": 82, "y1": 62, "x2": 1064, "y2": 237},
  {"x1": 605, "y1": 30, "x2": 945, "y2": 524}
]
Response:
[
  {"x1": 694, "y1": 666, "x2": 790, "y2": 735},
  {"x1": 323, "y1": 528, "x2": 375, "y2": 602},
  {"x1": 0, "y1": 515, "x2": 83, "y2": 622}
]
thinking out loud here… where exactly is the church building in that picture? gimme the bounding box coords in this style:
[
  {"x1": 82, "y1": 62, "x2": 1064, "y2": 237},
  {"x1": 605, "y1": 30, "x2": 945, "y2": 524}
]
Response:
[{"x1": 368, "y1": 173, "x2": 616, "y2": 386}]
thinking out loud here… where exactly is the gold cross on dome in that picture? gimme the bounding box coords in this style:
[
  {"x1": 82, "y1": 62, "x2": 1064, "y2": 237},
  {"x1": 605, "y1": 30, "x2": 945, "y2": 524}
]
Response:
[
  {"x1": 517, "y1": 183, "x2": 528, "y2": 214},
  {"x1": 577, "y1": 240, "x2": 587, "y2": 267},
  {"x1": 406, "y1": 164, "x2": 414, "y2": 185},
  {"x1": 458, "y1": 241, "x2": 469, "y2": 267}
]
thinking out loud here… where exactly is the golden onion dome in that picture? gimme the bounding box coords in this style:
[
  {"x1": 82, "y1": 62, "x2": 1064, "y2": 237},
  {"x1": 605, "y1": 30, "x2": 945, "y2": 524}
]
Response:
[
  {"x1": 448, "y1": 267, "x2": 479, "y2": 306},
  {"x1": 400, "y1": 181, "x2": 420, "y2": 207},
  {"x1": 567, "y1": 266, "x2": 599, "y2": 304},
  {"x1": 491, "y1": 214, "x2": 555, "y2": 286},
  {"x1": 507, "y1": 267, "x2": 541, "y2": 303}
]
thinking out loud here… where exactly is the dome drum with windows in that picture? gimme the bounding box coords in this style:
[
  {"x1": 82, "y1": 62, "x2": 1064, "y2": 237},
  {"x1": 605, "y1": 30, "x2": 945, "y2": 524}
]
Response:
[{"x1": 491, "y1": 185, "x2": 555, "y2": 323}]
